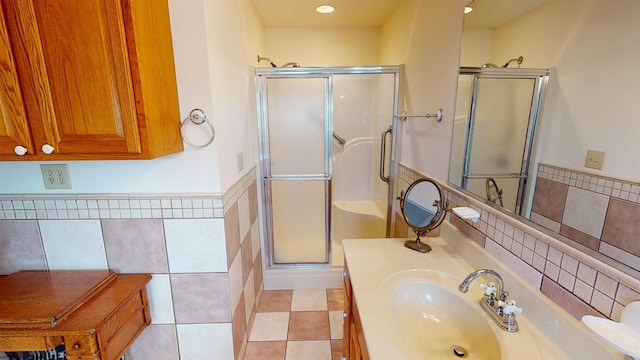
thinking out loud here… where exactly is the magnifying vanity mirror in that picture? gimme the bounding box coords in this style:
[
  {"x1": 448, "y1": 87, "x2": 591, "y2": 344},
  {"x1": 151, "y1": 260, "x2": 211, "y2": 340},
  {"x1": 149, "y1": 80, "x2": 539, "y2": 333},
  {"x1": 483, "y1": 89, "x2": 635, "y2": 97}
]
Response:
[{"x1": 399, "y1": 178, "x2": 448, "y2": 253}]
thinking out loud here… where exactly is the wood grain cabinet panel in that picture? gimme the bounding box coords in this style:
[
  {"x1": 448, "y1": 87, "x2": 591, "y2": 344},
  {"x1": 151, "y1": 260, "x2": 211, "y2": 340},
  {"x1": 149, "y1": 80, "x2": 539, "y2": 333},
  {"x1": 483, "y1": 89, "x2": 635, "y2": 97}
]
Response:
[
  {"x1": 0, "y1": 2, "x2": 33, "y2": 156},
  {"x1": 0, "y1": 0, "x2": 183, "y2": 160},
  {"x1": 343, "y1": 266, "x2": 369, "y2": 360}
]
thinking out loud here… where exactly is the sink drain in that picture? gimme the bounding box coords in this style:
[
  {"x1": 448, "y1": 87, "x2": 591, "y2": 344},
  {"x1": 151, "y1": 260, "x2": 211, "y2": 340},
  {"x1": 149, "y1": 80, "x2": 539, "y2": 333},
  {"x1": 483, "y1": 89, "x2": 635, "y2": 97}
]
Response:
[{"x1": 450, "y1": 345, "x2": 468, "y2": 358}]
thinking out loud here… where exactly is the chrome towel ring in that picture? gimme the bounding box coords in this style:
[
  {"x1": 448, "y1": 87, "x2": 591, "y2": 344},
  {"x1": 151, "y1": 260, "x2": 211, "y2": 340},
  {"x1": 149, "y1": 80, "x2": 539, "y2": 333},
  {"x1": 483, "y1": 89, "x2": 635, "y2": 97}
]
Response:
[{"x1": 181, "y1": 109, "x2": 215, "y2": 147}]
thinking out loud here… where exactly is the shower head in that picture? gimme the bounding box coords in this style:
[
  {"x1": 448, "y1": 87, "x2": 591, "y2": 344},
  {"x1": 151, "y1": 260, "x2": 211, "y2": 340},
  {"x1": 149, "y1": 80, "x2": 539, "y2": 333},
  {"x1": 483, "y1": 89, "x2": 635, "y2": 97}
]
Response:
[
  {"x1": 281, "y1": 62, "x2": 300, "y2": 68},
  {"x1": 482, "y1": 63, "x2": 499, "y2": 68},
  {"x1": 503, "y1": 56, "x2": 524, "y2": 68},
  {"x1": 257, "y1": 54, "x2": 277, "y2": 67}
]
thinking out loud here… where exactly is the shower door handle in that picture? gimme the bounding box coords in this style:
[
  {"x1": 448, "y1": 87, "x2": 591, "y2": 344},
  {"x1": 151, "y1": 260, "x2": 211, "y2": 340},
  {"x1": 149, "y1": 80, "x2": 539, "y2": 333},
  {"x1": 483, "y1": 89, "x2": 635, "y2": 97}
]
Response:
[{"x1": 379, "y1": 126, "x2": 392, "y2": 183}]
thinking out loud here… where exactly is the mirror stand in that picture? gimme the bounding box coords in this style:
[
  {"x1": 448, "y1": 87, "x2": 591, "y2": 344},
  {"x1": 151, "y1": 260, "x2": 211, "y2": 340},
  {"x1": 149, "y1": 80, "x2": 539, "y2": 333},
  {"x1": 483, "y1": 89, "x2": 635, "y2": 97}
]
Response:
[
  {"x1": 404, "y1": 235, "x2": 432, "y2": 253},
  {"x1": 399, "y1": 178, "x2": 448, "y2": 254}
]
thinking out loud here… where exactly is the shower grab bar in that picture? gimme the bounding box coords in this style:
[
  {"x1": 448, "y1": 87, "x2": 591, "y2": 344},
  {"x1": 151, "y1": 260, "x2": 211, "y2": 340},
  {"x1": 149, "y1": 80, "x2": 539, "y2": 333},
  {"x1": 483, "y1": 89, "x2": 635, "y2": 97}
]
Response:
[
  {"x1": 379, "y1": 126, "x2": 392, "y2": 183},
  {"x1": 332, "y1": 132, "x2": 346, "y2": 145},
  {"x1": 463, "y1": 174, "x2": 526, "y2": 179},
  {"x1": 394, "y1": 109, "x2": 444, "y2": 122}
]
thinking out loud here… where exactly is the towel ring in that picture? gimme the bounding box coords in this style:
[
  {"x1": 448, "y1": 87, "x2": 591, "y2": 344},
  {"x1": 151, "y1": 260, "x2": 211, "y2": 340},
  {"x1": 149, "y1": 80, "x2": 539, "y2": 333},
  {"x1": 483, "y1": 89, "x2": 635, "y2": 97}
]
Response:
[{"x1": 181, "y1": 109, "x2": 215, "y2": 147}]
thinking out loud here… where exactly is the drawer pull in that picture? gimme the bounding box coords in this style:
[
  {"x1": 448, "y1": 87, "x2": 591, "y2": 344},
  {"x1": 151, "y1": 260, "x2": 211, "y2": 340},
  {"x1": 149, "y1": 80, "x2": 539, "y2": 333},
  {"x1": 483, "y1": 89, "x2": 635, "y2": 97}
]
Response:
[
  {"x1": 41, "y1": 144, "x2": 55, "y2": 154},
  {"x1": 72, "y1": 344, "x2": 80, "y2": 350},
  {"x1": 14, "y1": 145, "x2": 27, "y2": 156}
]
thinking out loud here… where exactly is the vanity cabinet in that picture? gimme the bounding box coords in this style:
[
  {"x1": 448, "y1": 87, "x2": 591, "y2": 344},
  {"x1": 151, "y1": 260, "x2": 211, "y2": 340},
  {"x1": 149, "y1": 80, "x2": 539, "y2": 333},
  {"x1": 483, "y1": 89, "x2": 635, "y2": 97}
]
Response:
[
  {"x1": 343, "y1": 265, "x2": 369, "y2": 360},
  {"x1": 0, "y1": 0, "x2": 182, "y2": 160}
]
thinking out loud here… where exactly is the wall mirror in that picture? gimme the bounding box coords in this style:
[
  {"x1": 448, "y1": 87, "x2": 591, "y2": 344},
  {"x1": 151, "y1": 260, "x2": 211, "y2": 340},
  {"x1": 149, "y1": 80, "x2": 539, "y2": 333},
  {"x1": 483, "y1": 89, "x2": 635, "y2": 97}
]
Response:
[
  {"x1": 450, "y1": 0, "x2": 640, "y2": 277},
  {"x1": 399, "y1": 178, "x2": 447, "y2": 253}
]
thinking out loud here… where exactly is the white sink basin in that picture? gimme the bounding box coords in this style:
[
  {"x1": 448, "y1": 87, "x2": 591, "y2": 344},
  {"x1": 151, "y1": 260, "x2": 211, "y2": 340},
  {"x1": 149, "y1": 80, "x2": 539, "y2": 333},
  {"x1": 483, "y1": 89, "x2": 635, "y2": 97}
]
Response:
[{"x1": 375, "y1": 270, "x2": 539, "y2": 359}]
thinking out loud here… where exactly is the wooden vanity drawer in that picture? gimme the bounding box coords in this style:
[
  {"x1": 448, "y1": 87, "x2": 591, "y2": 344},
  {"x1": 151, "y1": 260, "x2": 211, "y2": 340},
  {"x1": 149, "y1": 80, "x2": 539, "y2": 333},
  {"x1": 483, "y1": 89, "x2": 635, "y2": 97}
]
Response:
[
  {"x1": 97, "y1": 290, "x2": 149, "y2": 360},
  {"x1": 65, "y1": 334, "x2": 100, "y2": 359}
]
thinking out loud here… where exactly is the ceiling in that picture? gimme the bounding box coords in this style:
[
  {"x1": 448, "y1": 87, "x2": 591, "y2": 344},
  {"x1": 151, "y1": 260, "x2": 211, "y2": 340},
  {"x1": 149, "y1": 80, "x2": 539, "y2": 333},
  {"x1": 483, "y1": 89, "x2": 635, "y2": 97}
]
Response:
[{"x1": 250, "y1": 0, "x2": 552, "y2": 28}]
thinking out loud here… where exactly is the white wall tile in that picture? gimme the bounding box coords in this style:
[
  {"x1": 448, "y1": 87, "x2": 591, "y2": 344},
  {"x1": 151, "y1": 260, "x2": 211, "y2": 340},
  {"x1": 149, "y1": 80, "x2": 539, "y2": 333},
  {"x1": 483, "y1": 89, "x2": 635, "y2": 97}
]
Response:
[
  {"x1": 485, "y1": 239, "x2": 543, "y2": 289},
  {"x1": 562, "y1": 187, "x2": 608, "y2": 239},
  {"x1": 594, "y1": 273, "x2": 618, "y2": 295},
  {"x1": 147, "y1": 274, "x2": 175, "y2": 324},
  {"x1": 39, "y1": 220, "x2": 108, "y2": 270},
  {"x1": 176, "y1": 324, "x2": 234, "y2": 360},
  {"x1": 577, "y1": 263, "x2": 597, "y2": 286},
  {"x1": 590, "y1": 290, "x2": 614, "y2": 316},
  {"x1": 164, "y1": 219, "x2": 226, "y2": 272},
  {"x1": 228, "y1": 249, "x2": 243, "y2": 312}
]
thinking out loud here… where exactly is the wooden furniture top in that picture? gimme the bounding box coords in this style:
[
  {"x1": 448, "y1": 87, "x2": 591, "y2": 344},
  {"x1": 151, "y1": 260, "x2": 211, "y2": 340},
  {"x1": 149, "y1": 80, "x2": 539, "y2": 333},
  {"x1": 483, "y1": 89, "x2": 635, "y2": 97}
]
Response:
[
  {"x1": 0, "y1": 270, "x2": 116, "y2": 329},
  {"x1": 0, "y1": 271, "x2": 152, "y2": 353}
]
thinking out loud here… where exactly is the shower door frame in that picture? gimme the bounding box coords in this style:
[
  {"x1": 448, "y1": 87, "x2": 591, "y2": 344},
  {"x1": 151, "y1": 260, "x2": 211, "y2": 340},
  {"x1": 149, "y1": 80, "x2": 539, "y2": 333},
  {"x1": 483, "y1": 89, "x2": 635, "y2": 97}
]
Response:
[
  {"x1": 256, "y1": 66, "x2": 401, "y2": 270},
  {"x1": 459, "y1": 67, "x2": 550, "y2": 215}
]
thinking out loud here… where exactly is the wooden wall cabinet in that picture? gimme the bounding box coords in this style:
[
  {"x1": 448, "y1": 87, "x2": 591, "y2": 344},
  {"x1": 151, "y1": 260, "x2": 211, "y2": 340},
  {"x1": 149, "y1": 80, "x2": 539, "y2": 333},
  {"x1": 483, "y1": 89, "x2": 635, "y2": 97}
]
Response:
[
  {"x1": 343, "y1": 266, "x2": 369, "y2": 360},
  {"x1": 0, "y1": 0, "x2": 183, "y2": 160}
]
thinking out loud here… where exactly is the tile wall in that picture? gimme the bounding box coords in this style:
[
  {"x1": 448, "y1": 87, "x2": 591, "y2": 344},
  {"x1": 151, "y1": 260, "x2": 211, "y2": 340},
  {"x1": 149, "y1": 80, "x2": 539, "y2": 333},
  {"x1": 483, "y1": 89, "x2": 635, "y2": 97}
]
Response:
[
  {"x1": 0, "y1": 167, "x2": 262, "y2": 360},
  {"x1": 531, "y1": 163, "x2": 640, "y2": 271},
  {"x1": 397, "y1": 164, "x2": 640, "y2": 322}
]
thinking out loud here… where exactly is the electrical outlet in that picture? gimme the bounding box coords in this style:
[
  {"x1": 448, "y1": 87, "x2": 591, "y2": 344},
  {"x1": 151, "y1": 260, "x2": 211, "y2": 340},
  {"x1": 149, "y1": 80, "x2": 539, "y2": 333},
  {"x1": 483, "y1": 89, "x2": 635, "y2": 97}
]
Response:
[
  {"x1": 237, "y1": 152, "x2": 244, "y2": 172},
  {"x1": 585, "y1": 149, "x2": 605, "y2": 170},
  {"x1": 40, "y1": 164, "x2": 72, "y2": 189}
]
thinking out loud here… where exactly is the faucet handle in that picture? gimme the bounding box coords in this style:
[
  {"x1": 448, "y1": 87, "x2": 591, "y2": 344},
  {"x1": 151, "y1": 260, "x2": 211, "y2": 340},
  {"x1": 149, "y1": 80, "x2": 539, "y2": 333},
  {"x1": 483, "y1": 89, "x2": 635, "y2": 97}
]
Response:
[
  {"x1": 480, "y1": 282, "x2": 497, "y2": 296},
  {"x1": 498, "y1": 299, "x2": 523, "y2": 315}
]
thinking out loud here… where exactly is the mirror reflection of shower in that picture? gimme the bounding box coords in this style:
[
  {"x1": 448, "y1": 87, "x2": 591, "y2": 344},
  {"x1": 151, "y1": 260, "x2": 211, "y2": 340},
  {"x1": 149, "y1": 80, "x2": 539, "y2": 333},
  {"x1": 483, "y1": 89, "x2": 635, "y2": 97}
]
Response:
[
  {"x1": 449, "y1": 66, "x2": 550, "y2": 216},
  {"x1": 482, "y1": 55, "x2": 524, "y2": 69},
  {"x1": 257, "y1": 54, "x2": 300, "y2": 67}
]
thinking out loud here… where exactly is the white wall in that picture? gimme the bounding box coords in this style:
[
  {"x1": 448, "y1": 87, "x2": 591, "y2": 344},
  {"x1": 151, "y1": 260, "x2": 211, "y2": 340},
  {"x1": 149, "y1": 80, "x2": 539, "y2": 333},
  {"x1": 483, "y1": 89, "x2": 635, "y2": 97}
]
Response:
[
  {"x1": 491, "y1": 0, "x2": 640, "y2": 180},
  {"x1": 459, "y1": 29, "x2": 493, "y2": 67},
  {"x1": 264, "y1": 27, "x2": 380, "y2": 67},
  {"x1": 380, "y1": 0, "x2": 469, "y2": 181},
  {"x1": 0, "y1": 0, "x2": 263, "y2": 195}
]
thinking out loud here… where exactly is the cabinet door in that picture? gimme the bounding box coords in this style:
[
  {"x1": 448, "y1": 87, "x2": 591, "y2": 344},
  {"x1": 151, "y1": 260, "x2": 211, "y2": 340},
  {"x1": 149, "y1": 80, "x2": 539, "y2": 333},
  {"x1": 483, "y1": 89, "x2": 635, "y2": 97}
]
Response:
[
  {"x1": 0, "y1": 3, "x2": 33, "y2": 156},
  {"x1": 3, "y1": 0, "x2": 142, "y2": 156}
]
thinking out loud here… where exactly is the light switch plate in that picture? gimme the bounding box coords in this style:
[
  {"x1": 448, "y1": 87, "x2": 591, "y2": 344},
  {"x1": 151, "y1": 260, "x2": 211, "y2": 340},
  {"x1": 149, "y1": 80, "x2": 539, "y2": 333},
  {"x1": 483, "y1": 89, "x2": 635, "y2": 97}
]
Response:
[
  {"x1": 40, "y1": 164, "x2": 72, "y2": 189},
  {"x1": 585, "y1": 150, "x2": 605, "y2": 170}
]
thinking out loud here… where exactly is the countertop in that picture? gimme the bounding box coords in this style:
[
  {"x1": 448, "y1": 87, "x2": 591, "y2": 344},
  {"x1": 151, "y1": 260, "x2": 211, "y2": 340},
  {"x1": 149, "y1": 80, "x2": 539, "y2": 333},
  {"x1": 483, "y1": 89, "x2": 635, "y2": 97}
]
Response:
[{"x1": 343, "y1": 221, "x2": 624, "y2": 360}]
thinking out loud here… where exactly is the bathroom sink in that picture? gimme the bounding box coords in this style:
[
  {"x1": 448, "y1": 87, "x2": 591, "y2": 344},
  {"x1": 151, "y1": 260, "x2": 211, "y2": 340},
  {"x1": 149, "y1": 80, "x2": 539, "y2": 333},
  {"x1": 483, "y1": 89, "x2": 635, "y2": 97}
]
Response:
[{"x1": 376, "y1": 270, "x2": 502, "y2": 359}]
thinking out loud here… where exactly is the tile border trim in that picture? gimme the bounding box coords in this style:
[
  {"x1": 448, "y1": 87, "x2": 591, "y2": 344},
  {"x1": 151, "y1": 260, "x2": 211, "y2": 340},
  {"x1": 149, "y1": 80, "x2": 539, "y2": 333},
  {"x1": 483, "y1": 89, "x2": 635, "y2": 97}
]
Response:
[{"x1": 0, "y1": 167, "x2": 257, "y2": 220}]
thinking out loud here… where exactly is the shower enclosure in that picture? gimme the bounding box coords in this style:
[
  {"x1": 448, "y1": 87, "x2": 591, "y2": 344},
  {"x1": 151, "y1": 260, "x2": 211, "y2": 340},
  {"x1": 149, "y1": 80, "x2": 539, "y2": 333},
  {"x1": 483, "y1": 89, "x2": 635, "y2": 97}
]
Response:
[
  {"x1": 449, "y1": 67, "x2": 549, "y2": 215},
  {"x1": 256, "y1": 66, "x2": 400, "y2": 282}
]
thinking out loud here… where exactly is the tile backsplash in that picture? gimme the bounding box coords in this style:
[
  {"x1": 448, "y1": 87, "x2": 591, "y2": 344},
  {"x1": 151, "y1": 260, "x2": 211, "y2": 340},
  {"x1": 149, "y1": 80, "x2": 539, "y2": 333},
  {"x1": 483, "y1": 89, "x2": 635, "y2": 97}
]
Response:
[
  {"x1": 0, "y1": 167, "x2": 261, "y2": 360},
  {"x1": 398, "y1": 163, "x2": 640, "y2": 322},
  {"x1": 532, "y1": 163, "x2": 640, "y2": 271}
]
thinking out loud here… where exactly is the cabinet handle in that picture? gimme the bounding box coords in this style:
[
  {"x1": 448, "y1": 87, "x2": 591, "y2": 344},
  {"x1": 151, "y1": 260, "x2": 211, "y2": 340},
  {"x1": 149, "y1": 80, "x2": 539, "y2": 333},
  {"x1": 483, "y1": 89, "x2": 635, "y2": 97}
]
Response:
[
  {"x1": 41, "y1": 144, "x2": 55, "y2": 154},
  {"x1": 72, "y1": 344, "x2": 80, "y2": 350},
  {"x1": 14, "y1": 145, "x2": 28, "y2": 156}
]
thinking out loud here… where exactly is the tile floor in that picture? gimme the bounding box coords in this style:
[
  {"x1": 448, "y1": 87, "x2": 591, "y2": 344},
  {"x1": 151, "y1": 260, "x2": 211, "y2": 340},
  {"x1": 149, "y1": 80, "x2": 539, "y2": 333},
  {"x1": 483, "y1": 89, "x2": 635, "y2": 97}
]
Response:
[{"x1": 243, "y1": 288, "x2": 344, "y2": 360}]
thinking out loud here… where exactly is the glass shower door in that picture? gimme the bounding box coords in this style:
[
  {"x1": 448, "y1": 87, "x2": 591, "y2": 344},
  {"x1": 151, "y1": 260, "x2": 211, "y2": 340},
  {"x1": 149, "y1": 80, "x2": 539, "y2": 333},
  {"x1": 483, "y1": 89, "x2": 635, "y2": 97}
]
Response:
[
  {"x1": 262, "y1": 77, "x2": 331, "y2": 264},
  {"x1": 463, "y1": 76, "x2": 538, "y2": 213}
]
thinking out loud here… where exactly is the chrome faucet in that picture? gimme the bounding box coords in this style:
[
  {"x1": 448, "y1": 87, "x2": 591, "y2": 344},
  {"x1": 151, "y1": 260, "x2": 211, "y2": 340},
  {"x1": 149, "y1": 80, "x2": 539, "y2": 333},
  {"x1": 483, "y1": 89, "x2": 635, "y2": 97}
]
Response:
[
  {"x1": 458, "y1": 269, "x2": 521, "y2": 332},
  {"x1": 458, "y1": 269, "x2": 506, "y2": 301}
]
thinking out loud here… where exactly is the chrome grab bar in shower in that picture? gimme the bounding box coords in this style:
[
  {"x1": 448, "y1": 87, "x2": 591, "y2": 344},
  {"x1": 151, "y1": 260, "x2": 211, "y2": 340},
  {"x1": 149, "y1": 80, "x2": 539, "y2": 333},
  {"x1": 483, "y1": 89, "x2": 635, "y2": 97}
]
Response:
[
  {"x1": 379, "y1": 126, "x2": 392, "y2": 183},
  {"x1": 332, "y1": 132, "x2": 346, "y2": 145}
]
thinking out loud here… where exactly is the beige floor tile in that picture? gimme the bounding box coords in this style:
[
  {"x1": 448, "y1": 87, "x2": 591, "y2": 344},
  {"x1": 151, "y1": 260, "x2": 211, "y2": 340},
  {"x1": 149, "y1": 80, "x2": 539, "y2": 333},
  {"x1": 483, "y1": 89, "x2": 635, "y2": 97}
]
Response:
[
  {"x1": 285, "y1": 340, "x2": 332, "y2": 360},
  {"x1": 328, "y1": 311, "x2": 344, "y2": 340},
  {"x1": 249, "y1": 312, "x2": 290, "y2": 341},
  {"x1": 291, "y1": 289, "x2": 328, "y2": 311}
]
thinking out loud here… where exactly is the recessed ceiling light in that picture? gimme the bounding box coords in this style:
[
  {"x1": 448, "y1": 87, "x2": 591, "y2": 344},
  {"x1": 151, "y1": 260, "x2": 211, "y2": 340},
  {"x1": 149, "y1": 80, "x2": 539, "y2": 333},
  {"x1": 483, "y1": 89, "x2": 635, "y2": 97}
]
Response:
[
  {"x1": 316, "y1": 5, "x2": 335, "y2": 14},
  {"x1": 464, "y1": 6, "x2": 473, "y2": 14}
]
